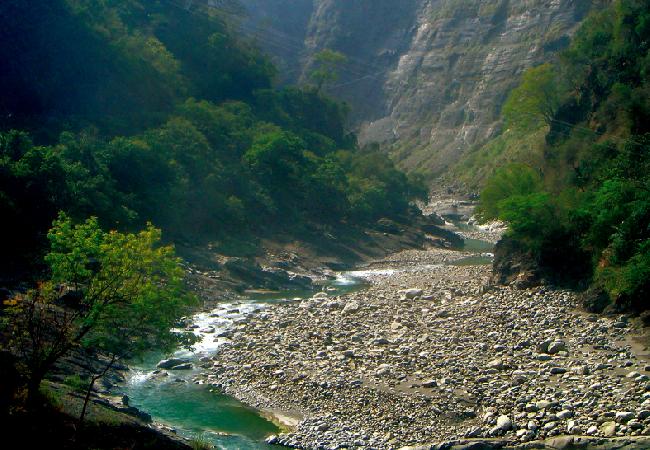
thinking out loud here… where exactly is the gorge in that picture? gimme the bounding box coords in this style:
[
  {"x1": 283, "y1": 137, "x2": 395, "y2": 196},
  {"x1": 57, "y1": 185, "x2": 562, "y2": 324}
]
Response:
[
  {"x1": 239, "y1": 0, "x2": 594, "y2": 174},
  {"x1": 2, "y1": 0, "x2": 650, "y2": 449}
]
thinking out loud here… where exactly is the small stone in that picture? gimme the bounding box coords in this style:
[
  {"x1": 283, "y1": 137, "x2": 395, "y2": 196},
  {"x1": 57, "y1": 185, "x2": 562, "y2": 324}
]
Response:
[
  {"x1": 156, "y1": 358, "x2": 189, "y2": 369},
  {"x1": 616, "y1": 411, "x2": 635, "y2": 423},
  {"x1": 601, "y1": 421, "x2": 617, "y2": 436},
  {"x1": 628, "y1": 420, "x2": 643, "y2": 430},
  {"x1": 570, "y1": 426, "x2": 584, "y2": 435},
  {"x1": 342, "y1": 301, "x2": 361, "y2": 315},
  {"x1": 571, "y1": 366, "x2": 590, "y2": 376},
  {"x1": 401, "y1": 288, "x2": 423, "y2": 299},
  {"x1": 376, "y1": 365, "x2": 391, "y2": 376},
  {"x1": 543, "y1": 421, "x2": 557, "y2": 431},
  {"x1": 496, "y1": 415, "x2": 512, "y2": 431},
  {"x1": 547, "y1": 341, "x2": 567, "y2": 354},
  {"x1": 638, "y1": 410, "x2": 650, "y2": 420},
  {"x1": 488, "y1": 359, "x2": 506, "y2": 370},
  {"x1": 537, "y1": 340, "x2": 552, "y2": 354},
  {"x1": 169, "y1": 363, "x2": 192, "y2": 370}
]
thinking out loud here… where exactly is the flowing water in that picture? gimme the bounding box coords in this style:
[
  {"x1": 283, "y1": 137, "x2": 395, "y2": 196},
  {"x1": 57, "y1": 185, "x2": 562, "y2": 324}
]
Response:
[
  {"x1": 122, "y1": 276, "x2": 366, "y2": 449},
  {"x1": 121, "y1": 232, "x2": 494, "y2": 449},
  {"x1": 450, "y1": 237, "x2": 495, "y2": 266}
]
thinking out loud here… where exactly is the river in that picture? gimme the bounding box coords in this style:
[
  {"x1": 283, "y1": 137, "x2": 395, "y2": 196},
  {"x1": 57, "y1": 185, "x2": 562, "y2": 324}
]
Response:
[
  {"x1": 121, "y1": 234, "x2": 494, "y2": 449},
  {"x1": 122, "y1": 276, "x2": 368, "y2": 449}
]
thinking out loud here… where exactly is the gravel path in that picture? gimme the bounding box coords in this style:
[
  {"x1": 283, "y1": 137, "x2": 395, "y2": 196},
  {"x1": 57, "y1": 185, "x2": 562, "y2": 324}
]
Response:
[{"x1": 196, "y1": 247, "x2": 650, "y2": 449}]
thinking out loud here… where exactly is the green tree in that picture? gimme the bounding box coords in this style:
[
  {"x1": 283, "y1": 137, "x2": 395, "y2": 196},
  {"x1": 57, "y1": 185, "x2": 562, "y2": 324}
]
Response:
[
  {"x1": 476, "y1": 164, "x2": 543, "y2": 221},
  {"x1": 7, "y1": 213, "x2": 196, "y2": 410},
  {"x1": 502, "y1": 63, "x2": 563, "y2": 130},
  {"x1": 309, "y1": 49, "x2": 348, "y2": 93}
]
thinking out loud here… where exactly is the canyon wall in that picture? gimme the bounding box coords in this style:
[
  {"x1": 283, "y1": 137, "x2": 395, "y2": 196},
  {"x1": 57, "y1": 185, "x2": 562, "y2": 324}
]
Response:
[{"x1": 240, "y1": 0, "x2": 594, "y2": 174}]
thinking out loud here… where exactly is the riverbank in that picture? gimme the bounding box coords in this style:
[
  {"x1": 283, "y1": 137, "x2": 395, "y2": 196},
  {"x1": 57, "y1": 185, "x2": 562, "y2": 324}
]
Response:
[
  {"x1": 177, "y1": 212, "x2": 461, "y2": 306},
  {"x1": 2, "y1": 379, "x2": 194, "y2": 450},
  {"x1": 198, "y1": 242, "x2": 650, "y2": 449}
]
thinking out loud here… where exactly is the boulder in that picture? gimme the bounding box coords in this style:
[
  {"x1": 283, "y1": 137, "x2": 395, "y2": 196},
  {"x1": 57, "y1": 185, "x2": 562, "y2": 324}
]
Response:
[
  {"x1": 491, "y1": 237, "x2": 540, "y2": 286},
  {"x1": 156, "y1": 358, "x2": 190, "y2": 369},
  {"x1": 401, "y1": 288, "x2": 423, "y2": 299},
  {"x1": 170, "y1": 363, "x2": 193, "y2": 370}
]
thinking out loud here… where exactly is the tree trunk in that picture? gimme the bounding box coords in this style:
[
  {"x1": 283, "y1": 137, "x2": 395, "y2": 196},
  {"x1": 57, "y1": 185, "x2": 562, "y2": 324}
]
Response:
[
  {"x1": 26, "y1": 369, "x2": 45, "y2": 407},
  {"x1": 79, "y1": 376, "x2": 97, "y2": 423},
  {"x1": 79, "y1": 354, "x2": 117, "y2": 423}
]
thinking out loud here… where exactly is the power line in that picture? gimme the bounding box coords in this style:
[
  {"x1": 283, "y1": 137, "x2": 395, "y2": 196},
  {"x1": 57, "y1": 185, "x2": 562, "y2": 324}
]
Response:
[
  {"x1": 162, "y1": 0, "x2": 397, "y2": 84},
  {"x1": 511, "y1": 109, "x2": 647, "y2": 148}
]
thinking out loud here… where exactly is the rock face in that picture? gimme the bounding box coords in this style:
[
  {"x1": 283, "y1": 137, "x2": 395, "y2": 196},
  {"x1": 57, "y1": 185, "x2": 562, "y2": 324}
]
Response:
[
  {"x1": 491, "y1": 236, "x2": 540, "y2": 287},
  {"x1": 239, "y1": 0, "x2": 594, "y2": 173}
]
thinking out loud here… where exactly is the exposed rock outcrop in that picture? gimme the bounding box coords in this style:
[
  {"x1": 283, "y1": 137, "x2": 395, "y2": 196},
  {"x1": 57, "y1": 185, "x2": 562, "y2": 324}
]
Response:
[
  {"x1": 239, "y1": 0, "x2": 595, "y2": 173},
  {"x1": 491, "y1": 236, "x2": 541, "y2": 288}
]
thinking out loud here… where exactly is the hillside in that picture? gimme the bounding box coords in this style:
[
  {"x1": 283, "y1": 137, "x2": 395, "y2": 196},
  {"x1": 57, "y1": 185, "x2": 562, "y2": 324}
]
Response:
[
  {"x1": 476, "y1": 0, "x2": 650, "y2": 313},
  {"x1": 0, "y1": 0, "x2": 427, "y2": 280}
]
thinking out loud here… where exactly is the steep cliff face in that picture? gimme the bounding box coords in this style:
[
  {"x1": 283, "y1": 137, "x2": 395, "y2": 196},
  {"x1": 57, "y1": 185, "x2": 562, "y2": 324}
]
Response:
[
  {"x1": 239, "y1": 0, "x2": 594, "y2": 174},
  {"x1": 300, "y1": 0, "x2": 421, "y2": 122}
]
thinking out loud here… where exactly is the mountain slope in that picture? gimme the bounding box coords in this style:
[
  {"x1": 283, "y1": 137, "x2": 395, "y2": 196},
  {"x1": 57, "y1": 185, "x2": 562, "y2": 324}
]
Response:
[
  {"x1": 240, "y1": 0, "x2": 596, "y2": 175},
  {"x1": 0, "y1": 0, "x2": 426, "y2": 277}
]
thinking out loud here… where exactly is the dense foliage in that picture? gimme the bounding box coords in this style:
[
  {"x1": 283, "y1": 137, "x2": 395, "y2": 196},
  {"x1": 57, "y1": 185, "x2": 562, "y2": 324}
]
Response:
[
  {"x1": 6, "y1": 214, "x2": 196, "y2": 405},
  {"x1": 478, "y1": 0, "x2": 650, "y2": 311},
  {"x1": 0, "y1": 0, "x2": 424, "y2": 277}
]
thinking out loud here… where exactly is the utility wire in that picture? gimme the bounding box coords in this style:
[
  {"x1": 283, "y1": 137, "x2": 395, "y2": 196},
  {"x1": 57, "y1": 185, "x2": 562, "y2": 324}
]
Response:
[{"x1": 162, "y1": 0, "x2": 397, "y2": 83}]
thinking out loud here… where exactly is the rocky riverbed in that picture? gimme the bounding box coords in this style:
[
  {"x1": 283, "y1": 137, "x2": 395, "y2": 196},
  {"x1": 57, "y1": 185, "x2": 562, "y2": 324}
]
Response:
[{"x1": 187, "y1": 242, "x2": 650, "y2": 449}]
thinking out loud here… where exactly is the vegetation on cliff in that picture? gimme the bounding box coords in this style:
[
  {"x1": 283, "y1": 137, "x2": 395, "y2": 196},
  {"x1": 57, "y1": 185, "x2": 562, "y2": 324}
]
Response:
[{"x1": 478, "y1": 0, "x2": 650, "y2": 312}]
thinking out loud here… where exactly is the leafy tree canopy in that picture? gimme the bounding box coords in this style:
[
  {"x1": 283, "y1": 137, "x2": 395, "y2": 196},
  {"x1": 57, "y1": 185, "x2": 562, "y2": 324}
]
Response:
[
  {"x1": 479, "y1": 0, "x2": 650, "y2": 311},
  {"x1": 6, "y1": 213, "x2": 197, "y2": 403}
]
